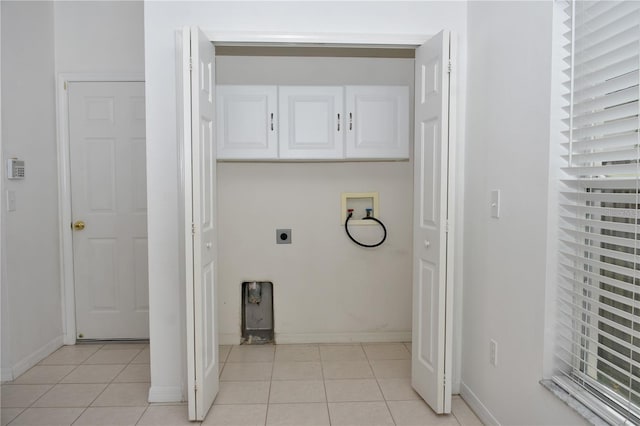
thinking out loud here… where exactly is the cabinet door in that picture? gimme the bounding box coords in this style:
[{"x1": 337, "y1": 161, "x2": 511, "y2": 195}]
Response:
[
  {"x1": 345, "y1": 86, "x2": 409, "y2": 159},
  {"x1": 216, "y1": 85, "x2": 278, "y2": 159},
  {"x1": 279, "y1": 86, "x2": 344, "y2": 159}
]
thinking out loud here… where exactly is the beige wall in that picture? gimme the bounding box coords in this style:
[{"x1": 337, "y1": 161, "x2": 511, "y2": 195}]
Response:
[{"x1": 216, "y1": 55, "x2": 414, "y2": 343}]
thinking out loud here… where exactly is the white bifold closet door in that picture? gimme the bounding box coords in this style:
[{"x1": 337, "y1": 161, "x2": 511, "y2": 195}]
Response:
[
  {"x1": 182, "y1": 26, "x2": 219, "y2": 421},
  {"x1": 179, "y1": 26, "x2": 455, "y2": 420},
  {"x1": 411, "y1": 29, "x2": 454, "y2": 414}
]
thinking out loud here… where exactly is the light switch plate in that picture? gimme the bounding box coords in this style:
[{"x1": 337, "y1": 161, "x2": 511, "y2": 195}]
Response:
[
  {"x1": 6, "y1": 190, "x2": 15, "y2": 212},
  {"x1": 491, "y1": 190, "x2": 500, "y2": 218}
]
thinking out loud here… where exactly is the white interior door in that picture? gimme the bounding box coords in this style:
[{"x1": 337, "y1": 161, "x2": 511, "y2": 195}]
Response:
[
  {"x1": 411, "y1": 30, "x2": 454, "y2": 414},
  {"x1": 183, "y1": 26, "x2": 219, "y2": 421},
  {"x1": 68, "y1": 81, "x2": 149, "y2": 340}
]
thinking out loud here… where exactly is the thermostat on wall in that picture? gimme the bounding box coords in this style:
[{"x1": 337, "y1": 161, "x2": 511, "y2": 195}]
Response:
[{"x1": 7, "y1": 158, "x2": 25, "y2": 180}]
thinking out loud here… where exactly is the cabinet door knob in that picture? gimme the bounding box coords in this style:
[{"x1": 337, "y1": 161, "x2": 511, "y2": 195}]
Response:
[{"x1": 73, "y1": 221, "x2": 86, "y2": 231}]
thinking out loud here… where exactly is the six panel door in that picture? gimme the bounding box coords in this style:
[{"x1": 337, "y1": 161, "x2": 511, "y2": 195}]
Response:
[{"x1": 68, "y1": 81, "x2": 149, "y2": 340}]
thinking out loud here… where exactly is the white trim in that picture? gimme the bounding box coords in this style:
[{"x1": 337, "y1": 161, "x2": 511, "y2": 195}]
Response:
[
  {"x1": 205, "y1": 31, "x2": 429, "y2": 47},
  {"x1": 1, "y1": 368, "x2": 12, "y2": 382},
  {"x1": 148, "y1": 385, "x2": 184, "y2": 403},
  {"x1": 445, "y1": 30, "x2": 458, "y2": 406},
  {"x1": 219, "y1": 333, "x2": 241, "y2": 346},
  {"x1": 55, "y1": 73, "x2": 145, "y2": 345},
  {"x1": 1, "y1": 335, "x2": 63, "y2": 382},
  {"x1": 274, "y1": 331, "x2": 412, "y2": 344},
  {"x1": 220, "y1": 331, "x2": 412, "y2": 346},
  {"x1": 460, "y1": 381, "x2": 501, "y2": 426}
]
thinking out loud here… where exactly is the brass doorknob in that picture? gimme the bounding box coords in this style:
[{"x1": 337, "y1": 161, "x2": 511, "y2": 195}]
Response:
[{"x1": 73, "y1": 221, "x2": 85, "y2": 231}]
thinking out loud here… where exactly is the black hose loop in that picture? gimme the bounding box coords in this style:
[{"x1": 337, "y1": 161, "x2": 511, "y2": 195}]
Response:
[{"x1": 344, "y1": 212, "x2": 387, "y2": 248}]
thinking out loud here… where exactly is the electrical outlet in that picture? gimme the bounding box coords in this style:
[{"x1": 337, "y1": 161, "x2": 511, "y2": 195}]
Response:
[
  {"x1": 490, "y1": 339, "x2": 498, "y2": 367},
  {"x1": 276, "y1": 229, "x2": 291, "y2": 244}
]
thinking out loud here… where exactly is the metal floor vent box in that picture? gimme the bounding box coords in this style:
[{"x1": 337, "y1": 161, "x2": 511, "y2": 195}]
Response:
[{"x1": 241, "y1": 281, "x2": 274, "y2": 344}]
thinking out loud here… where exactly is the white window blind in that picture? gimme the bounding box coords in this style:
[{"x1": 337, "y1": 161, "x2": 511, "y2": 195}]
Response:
[{"x1": 555, "y1": 0, "x2": 640, "y2": 424}]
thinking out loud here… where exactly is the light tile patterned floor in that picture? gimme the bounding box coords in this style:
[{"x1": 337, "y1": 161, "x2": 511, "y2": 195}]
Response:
[{"x1": 1, "y1": 342, "x2": 483, "y2": 426}]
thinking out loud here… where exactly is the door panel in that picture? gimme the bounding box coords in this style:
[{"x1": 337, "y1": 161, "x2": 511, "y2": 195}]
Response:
[
  {"x1": 216, "y1": 85, "x2": 278, "y2": 159},
  {"x1": 69, "y1": 81, "x2": 148, "y2": 340},
  {"x1": 184, "y1": 26, "x2": 219, "y2": 421},
  {"x1": 412, "y1": 30, "x2": 453, "y2": 414},
  {"x1": 345, "y1": 85, "x2": 409, "y2": 159},
  {"x1": 278, "y1": 86, "x2": 344, "y2": 159}
]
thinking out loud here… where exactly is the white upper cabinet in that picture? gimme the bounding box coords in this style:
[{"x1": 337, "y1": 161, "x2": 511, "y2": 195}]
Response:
[
  {"x1": 345, "y1": 86, "x2": 410, "y2": 159},
  {"x1": 216, "y1": 85, "x2": 278, "y2": 159},
  {"x1": 215, "y1": 85, "x2": 409, "y2": 161},
  {"x1": 278, "y1": 86, "x2": 344, "y2": 160}
]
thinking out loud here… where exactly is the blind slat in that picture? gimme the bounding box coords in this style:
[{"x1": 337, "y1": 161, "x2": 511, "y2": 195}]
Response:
[
  {"x1": 568, "y1": 116, "x2": 640, "y2": 141},
  {"x1": 561, "y1": 217, "x2": 639, "y2": 237},
  {"x1": 564, "y1": 147, "x2": 640, "y2": 165},
  {"x1": 561, "y1": 190, "x2": 639, "y2": 204},
  {"x1": 559, "y1": 263, "x2": 638, "y2": 301},
  {"x1": 569, "y1": 85, "x2": 639, "y2": 116},
  {"x1": 561, "y1": 177, "x2": 639, "y2": 190},
  {"x1": 561, "y1": 239, "x2": 637, "y2": 263},
  {"x1": 574, "y1": 41, "x2": 639, "y2": 77},
  {"x1": 570, "y1": 101, "x2": 639, "y2": 129},
  {"x1": 574, "y1": 3, "x2": 640, "y2": 42},
  {"x1": 573, "y1": 56, "x2": 639, "y2": 89},
  {"x1": 558, "y1": 274, "x2": 640, "y2": 309},
  {"x1": 571, "y1": 69, "x2": 639, "y2": 103},
  {"x1": 560, "y1": 203, "x2": 638, "y2": 220},
  {"x1": 557, "y1": 295, "x2": 640, "y2": 344},
  {"x1": 574, "y1": 25, "x2": 640, "y2": 68},
  {"x1": 562, "y1": 162, "x2": 639, "y2": 177},
  {"x1": 562, "y1": 132, "x2": 639, "y2": 154}
]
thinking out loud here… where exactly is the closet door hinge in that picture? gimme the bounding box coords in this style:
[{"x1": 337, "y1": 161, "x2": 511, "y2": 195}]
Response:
[
  {"x1": 194, "y1": 382, "x2": 198, "y2": 393},
  {"x1": 189, "y1": 57, "x2": 193, "y2": 72},
  {"x1": 447, "y1": 60, "x2": 452, "y2": 74},
  {"x1": 192, "y1": 223, "x2": 196, "y2": 235}
]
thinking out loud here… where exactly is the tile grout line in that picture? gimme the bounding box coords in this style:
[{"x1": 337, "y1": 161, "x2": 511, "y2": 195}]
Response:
[
  {"x1": 364, "y1": 342, "x2": 398, "y2": 426},
  {"x1": 6, "y1": 344, "x2": 143, "y2": 426},
  {"x1": 262, "y1": 345, "x2": 275, "y2": 426},
  {"x1": 318, "y1": 344, "x2": 331, "y2": 426},
  {"x1": 17, "y1": 345, "x2": 104, "y2": 414},
  {"x1": 74, "y1": 345, "x2": 148, "y2": 425}
]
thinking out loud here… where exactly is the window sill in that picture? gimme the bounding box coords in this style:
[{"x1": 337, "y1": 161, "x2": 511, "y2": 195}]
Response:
[{"x1": 540, "y1": 378, "x2": 629, "y2": 426}]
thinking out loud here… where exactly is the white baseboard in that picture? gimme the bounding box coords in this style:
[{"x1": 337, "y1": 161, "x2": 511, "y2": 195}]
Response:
[
  {"x1": 148, "y1": 385, "x2": 184, "y2": 403},
  {"x1": 1, "y1": 367, "x2": 13, "y2": 382},
  {"x1": 275, "y1": 331, "x2": 411, "y2": 344},
  {"x1": 219, "y1": 333, "x2": 241, "y2": 346},
  {"x1": 460, "y1": 381, "x2": 500, "y2": 426},
  {"x1": 2, "y1": 335, "x2": 63, "y2": 382}
]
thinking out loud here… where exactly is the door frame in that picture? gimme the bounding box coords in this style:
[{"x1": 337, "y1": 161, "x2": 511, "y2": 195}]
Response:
[
  {"x1": 180, "y1": 29, "x2": 460, "y2": 411},
  {"x1": 56, "y1": 73, "x2": 145, "y2": 345}
]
